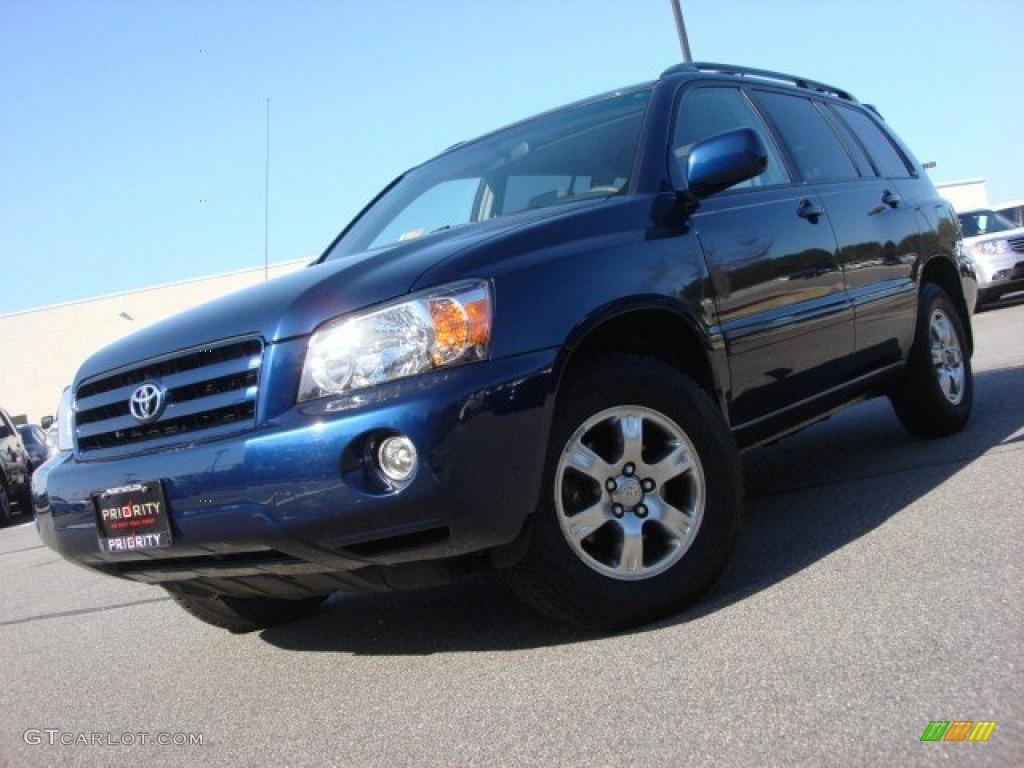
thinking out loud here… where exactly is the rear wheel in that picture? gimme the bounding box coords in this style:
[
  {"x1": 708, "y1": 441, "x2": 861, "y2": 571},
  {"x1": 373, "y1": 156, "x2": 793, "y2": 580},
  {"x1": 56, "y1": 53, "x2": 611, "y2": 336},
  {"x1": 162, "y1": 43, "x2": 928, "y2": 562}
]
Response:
[
  {"x1": 163, "y1": 583, "x2": 329, "y2": 633},
  {"x1": 504, "y1": 357, "x2": 742, "y2": 630},
  {"x1": 890, "y1": 283, "x2": 973, "y2": 438}
]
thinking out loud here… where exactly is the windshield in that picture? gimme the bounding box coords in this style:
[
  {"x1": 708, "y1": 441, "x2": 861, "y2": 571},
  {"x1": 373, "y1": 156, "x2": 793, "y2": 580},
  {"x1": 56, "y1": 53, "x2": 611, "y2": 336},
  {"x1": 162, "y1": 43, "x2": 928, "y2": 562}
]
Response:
[
  {"x1": 17, "y1": 425, "x2": 43, "y2": 449},
  {"x1": 325, "y1": 88, "x2": 652, "y2": 260},
  {"x1": 958, "y1": 209, "x2": 1018, "y2": 237}
]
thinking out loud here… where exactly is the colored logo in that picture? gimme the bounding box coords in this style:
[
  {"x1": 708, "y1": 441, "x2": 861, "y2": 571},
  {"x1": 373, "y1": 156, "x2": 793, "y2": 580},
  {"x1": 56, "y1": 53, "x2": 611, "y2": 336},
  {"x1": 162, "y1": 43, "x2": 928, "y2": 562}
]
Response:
[{"x1": 920, "y1": 721, "x2": 997, "y2": 742}]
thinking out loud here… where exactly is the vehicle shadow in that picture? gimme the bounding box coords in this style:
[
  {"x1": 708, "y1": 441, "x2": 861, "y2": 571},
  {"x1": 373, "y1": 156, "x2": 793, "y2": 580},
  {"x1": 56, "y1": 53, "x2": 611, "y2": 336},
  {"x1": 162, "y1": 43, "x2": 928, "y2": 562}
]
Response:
[{"x1": 260, "y1": 364, "x2": 1024, "y2": 654}]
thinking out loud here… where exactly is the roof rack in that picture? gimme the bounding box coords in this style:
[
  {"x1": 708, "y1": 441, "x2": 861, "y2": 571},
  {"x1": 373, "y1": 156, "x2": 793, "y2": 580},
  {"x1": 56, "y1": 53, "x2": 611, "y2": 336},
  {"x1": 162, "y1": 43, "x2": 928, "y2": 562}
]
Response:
[{"x1": 661, "y1": 62, "x2": 856, "y2": 102}]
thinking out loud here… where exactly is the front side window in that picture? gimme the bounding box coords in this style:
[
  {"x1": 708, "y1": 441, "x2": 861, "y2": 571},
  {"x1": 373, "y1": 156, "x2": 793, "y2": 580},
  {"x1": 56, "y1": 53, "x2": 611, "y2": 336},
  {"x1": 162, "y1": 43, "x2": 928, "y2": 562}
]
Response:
[
  {"x1": 327, "y1": 89, "x2": 651, "y2": 258},
  {"x1": 670, "y1": 86, "x2": 790, "y2": 189},
  {"x1": 754, "y1": 90, "x2": 858, "y2": 182}
]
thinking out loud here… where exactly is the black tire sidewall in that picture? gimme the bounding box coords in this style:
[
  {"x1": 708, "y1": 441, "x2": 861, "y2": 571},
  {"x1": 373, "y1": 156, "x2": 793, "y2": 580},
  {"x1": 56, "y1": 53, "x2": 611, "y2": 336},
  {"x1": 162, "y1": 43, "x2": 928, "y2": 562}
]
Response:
[
  {"x1": 0, "y1": 485, "x2": 10, "y2": 527},
  {"x1": 896, "y1": 283, "x2": 973, "y2": 436},
  {"x1": 521, "y1": 358, "x2": 741, "y2": 627},
  {"x1": 19, "y1": 483, "x2": 33, "y2": 517}
]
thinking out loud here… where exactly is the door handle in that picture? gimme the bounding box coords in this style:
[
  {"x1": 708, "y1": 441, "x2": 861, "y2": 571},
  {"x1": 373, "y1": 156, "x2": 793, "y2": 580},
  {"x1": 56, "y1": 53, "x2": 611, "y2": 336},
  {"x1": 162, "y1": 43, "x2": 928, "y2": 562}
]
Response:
[
  {"x1": 797, "y1": 198, "x2": 825, "y2": 221},
  {"x1": 882, "y1": 189, "x2": 901, "y2": 208}
]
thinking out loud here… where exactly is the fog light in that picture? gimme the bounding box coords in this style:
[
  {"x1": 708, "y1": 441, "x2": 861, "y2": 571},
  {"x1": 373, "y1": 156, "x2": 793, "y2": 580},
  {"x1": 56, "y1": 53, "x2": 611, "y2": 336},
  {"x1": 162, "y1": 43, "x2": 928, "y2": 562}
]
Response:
[{"x1": 378, "y1": 435, "x2": 418, "y2": 483}]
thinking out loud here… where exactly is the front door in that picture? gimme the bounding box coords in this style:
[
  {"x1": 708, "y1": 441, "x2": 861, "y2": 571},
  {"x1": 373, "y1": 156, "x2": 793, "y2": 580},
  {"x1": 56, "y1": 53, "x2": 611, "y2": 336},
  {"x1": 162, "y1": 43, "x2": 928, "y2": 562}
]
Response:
[{"x1": 672, "y1": 85, "x2": 854, "y2": 427}]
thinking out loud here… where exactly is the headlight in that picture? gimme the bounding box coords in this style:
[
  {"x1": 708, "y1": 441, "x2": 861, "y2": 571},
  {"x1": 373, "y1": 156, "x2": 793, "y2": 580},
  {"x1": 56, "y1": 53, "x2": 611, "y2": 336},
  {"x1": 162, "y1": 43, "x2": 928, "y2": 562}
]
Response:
[
  {"x1": 298, "y1": 280, "x2": 492, "y2": 402},
  {"x1": 56, "y1": 386, "x2": 74, "y2": 452},
  {"x1": 971, "y1": 239, "x2": 1008, "y2": 256}
]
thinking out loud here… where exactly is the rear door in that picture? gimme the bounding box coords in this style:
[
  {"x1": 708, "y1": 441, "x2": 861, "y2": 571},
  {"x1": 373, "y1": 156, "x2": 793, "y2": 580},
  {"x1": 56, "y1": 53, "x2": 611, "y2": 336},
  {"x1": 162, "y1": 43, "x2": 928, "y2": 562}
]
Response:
[
  {"x1": 751, "y1": 88, "x2": 922, "y2": 379},
  {"x1": 672, "y1": 86, "x2": 854, "y2": 427},
  {"x1": 817, "y1": 102, "x2": 922, "y2": 369}
]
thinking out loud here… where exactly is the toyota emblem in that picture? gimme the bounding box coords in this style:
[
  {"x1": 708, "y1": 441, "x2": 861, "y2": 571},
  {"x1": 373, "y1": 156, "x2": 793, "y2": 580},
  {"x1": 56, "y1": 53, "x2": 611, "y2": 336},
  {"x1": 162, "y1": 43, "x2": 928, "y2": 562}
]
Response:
[{"x1": 129, "y1": 382, "x2": 166, "y2": 423}]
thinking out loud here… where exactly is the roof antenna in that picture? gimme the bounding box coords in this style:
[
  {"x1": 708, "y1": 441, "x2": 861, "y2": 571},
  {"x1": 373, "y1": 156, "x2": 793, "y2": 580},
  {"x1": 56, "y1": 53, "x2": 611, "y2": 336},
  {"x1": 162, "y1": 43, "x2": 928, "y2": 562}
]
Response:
[{"x1": 670, "y1": 0, "x2": 693, "y2": 63}]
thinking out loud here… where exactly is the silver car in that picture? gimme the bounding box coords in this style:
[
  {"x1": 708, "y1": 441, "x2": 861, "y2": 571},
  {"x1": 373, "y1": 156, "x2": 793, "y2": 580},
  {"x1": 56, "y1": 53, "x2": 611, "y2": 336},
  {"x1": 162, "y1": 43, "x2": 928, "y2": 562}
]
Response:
[{"x1": 958, "y1": 208, "x2": 1024, "y2": 307}]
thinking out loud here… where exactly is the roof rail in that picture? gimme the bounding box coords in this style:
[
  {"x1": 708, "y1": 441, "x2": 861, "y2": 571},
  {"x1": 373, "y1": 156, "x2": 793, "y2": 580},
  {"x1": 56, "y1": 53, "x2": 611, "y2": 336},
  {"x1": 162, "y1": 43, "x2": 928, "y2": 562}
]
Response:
[{"x1": 660, "y1": 61, "x2": 856, "y2": 102}]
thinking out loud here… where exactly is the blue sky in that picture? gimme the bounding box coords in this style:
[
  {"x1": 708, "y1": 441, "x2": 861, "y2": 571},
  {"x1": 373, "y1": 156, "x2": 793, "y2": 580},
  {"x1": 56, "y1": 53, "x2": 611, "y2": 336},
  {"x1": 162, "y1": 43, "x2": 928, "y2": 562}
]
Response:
[{"x1": 1, "y1": 0, "x2": 1022, "y2": 315}]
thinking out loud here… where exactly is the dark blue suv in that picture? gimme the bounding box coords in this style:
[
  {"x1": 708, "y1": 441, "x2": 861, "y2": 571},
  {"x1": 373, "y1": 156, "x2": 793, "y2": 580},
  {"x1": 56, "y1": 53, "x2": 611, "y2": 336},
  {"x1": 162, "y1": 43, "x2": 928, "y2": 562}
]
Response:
[{"x1": 36, "y1": 63, "x2": 976, "y2": 632}]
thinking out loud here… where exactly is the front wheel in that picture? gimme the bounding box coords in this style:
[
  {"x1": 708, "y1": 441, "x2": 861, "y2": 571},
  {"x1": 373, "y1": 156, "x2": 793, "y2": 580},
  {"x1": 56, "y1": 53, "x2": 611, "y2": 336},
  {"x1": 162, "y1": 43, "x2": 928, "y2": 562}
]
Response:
[
  {"x1": 163, "y1": 583, "x2": 329, "y2": 633},
  {"x1": 504, "y1": 357, "x2": 742, "y2": 630},
  {"x1": 17, "y1": 482, "x2": 33, "y2": 518},
  {"x1": 890, "y1": 283, "x2": 973, "y2": 438}
]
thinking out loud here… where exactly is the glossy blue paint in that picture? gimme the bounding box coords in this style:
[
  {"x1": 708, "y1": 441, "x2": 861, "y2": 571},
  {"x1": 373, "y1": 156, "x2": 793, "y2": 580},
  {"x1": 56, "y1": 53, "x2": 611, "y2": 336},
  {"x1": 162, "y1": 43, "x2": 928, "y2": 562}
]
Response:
[
  {"x1": 36, "y1": 63, "x2": 974, "y2": 600},
  {"x1": 686, "y1": 128, "x2": 768, "y2": 198},
  {"x1": 39, "y1": 351, "x2": 556, "y2": 575}
]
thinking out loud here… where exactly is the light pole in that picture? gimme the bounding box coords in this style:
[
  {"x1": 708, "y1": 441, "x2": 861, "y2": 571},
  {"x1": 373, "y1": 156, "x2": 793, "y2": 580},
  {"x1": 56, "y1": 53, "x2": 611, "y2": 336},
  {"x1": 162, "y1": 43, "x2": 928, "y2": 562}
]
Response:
[
  {"x1": 264, "y1": 97, "x2": 271, "y2": 282},
  {"x1": 670, "y1": 0, "x2": 693, "y2": 63}
]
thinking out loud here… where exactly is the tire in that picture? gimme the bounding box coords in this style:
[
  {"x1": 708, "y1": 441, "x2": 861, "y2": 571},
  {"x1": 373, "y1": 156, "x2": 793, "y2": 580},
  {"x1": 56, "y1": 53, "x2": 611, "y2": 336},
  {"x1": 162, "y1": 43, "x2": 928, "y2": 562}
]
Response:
[
  {"x1": 504, "y1": 356, "x2": 742, "y2": 630},
  {"x1": 890, "y1": 283, "x2": 973, "y2": 438},
  {"x1": 17, "y1": 483, "x2": 33, "y2": 518},
  {"x1": 0, "y1": 484, "x2": 11, "y2": 528},
  {"x1": 163, "y1": 583, "x2": 329, "y2": 633}
]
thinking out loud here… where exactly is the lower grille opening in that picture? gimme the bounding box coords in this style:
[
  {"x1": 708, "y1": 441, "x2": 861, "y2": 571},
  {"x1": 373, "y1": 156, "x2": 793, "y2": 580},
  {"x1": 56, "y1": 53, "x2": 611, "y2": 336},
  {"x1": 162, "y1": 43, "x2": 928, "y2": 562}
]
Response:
[
  {"x1": 111, "y1": 549, "x2": 300, "y2": 575},
  {"x1": 344, "y1": 527, "x2": 450, "y2": 558}
]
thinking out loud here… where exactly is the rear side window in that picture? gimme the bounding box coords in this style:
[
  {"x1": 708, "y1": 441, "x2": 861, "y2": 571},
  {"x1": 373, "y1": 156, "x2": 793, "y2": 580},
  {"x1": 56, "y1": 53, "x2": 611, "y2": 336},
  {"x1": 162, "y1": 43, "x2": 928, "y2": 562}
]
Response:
[
  {"x1": 671, "y1": 86, "x2": 790, "y2": 189},
  {"x1": 754, "y1": 91, "x2": 858, "y2": 182},
  {"x1": 818, "y1": 103, "x2": 873, "y2": 177},
  {"x1": 831, "y1": 104, "x2": 912, "y2": 179}
]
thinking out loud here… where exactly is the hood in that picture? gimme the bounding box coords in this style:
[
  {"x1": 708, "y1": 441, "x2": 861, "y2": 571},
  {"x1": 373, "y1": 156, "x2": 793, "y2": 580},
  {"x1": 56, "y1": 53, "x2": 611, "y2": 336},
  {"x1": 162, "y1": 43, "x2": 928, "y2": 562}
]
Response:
[
  {"x1": 75, "y1": 202, "x2": 604, "y2": 382},
  {"x1": 963, "y1": 225, "x2": 1024, "y2": 246}
]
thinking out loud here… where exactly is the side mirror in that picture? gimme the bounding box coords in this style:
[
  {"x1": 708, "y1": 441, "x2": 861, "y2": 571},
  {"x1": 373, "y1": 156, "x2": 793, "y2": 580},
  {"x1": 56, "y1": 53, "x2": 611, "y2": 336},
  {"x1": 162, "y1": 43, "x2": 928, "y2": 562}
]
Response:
[
  {"x1": 41, "y1": 416, "x2": 54, "y2": 430},
  {"x1": 684, "y1": 128, "x2": 768, "y2": 200}
]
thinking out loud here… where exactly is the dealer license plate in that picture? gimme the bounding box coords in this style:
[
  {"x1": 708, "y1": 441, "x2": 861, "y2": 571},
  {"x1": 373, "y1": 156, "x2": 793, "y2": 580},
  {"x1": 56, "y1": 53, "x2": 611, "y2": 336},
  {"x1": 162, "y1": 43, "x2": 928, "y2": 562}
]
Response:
[{"x1": 94, "y1": 481, "x2": 173, "y2": 553}]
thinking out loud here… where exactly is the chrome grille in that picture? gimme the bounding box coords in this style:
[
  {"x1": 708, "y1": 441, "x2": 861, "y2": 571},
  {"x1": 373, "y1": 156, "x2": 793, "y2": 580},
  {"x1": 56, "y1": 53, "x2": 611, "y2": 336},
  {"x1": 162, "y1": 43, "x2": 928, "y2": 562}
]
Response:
[
  {"x1": 75, "y1": 337, "x2": 263, "y2": 455},
  {"x1": 1008, "y1": 235, "x2": 1024, "y2": 254}
]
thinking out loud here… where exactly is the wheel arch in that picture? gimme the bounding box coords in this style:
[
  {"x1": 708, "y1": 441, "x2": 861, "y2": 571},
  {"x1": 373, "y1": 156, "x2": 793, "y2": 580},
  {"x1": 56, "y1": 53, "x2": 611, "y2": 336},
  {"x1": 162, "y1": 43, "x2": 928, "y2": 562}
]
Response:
[
  {"x1": 553, "y1": 299, "x2": 724, "y2": 415},
  {"x1": 920, "y1": 254, "x2": 974, "y2": 355}
]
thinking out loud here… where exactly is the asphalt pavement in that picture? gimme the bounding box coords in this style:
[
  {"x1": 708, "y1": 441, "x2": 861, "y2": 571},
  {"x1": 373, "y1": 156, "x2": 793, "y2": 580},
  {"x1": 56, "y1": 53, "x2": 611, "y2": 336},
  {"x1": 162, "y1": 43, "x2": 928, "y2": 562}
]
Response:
[{"x1": 1, "y1": 302, "x2": 1021, "y2": 768}]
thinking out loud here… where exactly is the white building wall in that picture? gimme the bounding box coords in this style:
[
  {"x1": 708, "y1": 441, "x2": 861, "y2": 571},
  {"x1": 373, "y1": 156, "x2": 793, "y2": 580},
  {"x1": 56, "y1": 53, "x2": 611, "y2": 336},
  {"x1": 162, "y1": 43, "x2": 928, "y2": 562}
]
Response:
[
  {"x1": 0, "y1": 259, "x2": 307, "y2": 424},
  {"x1": 936, "y1": 178, "x2": 988, "y2": 212}
]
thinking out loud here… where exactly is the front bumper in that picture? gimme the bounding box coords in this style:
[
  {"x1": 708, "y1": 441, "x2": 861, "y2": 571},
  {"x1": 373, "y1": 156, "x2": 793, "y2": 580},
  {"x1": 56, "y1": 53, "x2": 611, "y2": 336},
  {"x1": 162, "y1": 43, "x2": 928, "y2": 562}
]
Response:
[
  {"x1": 970, "y1": 248, "x2": 1024, "y2": 292},
  {"x1": 36, "y1": 350, "x2": 556, "y2": 596}
]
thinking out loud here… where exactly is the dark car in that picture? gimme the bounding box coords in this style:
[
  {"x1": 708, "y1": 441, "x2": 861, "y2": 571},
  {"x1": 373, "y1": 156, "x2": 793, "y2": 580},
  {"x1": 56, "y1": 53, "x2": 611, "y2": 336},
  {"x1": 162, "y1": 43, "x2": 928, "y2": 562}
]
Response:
[
  {"x1": 1, "y1": 408, "x2": 32, "y2": 526},
  {"x1": 36, "y1": 62, "x2": 975, "y2": 632},
  {"x1": 18, "y1": 424, "x2": 53, "y2": 471}
]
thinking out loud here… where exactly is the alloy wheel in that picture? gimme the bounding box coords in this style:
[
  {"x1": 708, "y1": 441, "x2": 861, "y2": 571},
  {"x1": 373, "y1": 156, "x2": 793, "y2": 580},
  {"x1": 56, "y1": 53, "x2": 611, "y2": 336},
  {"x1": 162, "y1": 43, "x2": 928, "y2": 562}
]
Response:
[{"x1": 555, "y1": 405, "x2": 705, "y2": 581}]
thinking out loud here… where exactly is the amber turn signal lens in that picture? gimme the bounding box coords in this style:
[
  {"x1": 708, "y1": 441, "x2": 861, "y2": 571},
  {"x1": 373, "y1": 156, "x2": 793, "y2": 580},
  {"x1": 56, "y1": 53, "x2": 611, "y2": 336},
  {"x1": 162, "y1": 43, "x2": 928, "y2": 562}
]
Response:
[
  {"x1": 429, "y1": 298, "x2": 469, "y2": 366},
  {"x1": 465, "y1": 295, "x2": 491, "y2": 347}
]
